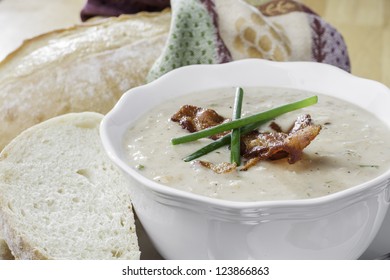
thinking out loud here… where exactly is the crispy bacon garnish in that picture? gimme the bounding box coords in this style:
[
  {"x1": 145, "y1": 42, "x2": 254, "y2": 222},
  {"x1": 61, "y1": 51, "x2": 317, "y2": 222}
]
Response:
[
  {"x1": 172, "y1": 103, "x2": 321, "y2": 173},
  {"x1": 240, "y1": 114, "x2": 321, "y2": 170},
  {"x1": 171, "y1": 105, "x2": 230, "y2": 140},
  {"x1": 197, "y1": 161, "x2": 237, "y2": 174}
]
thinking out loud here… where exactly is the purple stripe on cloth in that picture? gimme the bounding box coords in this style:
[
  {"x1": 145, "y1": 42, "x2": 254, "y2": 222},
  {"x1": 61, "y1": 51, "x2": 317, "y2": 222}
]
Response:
[
  {"x1": 80, "y1": 0, "x2": 171, "y2": 21},
  {"x1": 200, "y1": 0, "x2": 232, "y2": 63},
  {"x1": 258, "y1": 0, "x2": 351, "y2": 72},
  {"x1": 309, "y1": 15, "x2": 351, "y2": 72}
]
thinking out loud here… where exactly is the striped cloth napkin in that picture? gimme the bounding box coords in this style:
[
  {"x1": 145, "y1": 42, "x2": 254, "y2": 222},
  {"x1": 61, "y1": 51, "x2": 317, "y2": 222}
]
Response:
[{"x1": 81, "y1": 0, "x2": 350, "y2": 82}]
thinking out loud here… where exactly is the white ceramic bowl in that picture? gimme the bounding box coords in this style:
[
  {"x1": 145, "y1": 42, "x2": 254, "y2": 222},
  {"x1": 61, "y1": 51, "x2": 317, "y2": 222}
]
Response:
[{"x1": 100, "y1": 59, "x2": 390, "y2": 259}]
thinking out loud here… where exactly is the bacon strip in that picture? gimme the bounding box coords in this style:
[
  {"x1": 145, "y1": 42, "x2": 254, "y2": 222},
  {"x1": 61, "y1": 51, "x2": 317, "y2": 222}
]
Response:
[
  {"x1": 197, "y1": 161, "x2": 237, "y2": 174},
  {"x1": 171, "y1": 105, "x2": 230, "y2": 140},
  {"x1": 241, "y1": 114, "x2": 321, "y2": 170}
]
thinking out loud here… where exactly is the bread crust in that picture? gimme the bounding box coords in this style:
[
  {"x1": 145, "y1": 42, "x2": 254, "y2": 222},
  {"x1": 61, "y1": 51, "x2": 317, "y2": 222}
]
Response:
[
  {"x1": 0, "y1": 211, "x2": 47, "y2": 260},
  {"x1": 0, "y1": 236, "x2": 14, "y2": 260}
]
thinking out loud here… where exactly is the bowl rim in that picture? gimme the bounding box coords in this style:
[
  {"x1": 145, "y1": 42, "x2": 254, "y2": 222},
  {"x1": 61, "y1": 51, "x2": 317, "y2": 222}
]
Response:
[{"x1": 101, "y1": 58, "x2": 390, "y2": 210}]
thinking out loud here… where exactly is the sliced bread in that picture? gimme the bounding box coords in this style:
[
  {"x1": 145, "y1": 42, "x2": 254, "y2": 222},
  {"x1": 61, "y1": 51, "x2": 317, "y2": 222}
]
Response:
[{"x1": 0, "y1": 112, "x2": 140, "y2": 259}]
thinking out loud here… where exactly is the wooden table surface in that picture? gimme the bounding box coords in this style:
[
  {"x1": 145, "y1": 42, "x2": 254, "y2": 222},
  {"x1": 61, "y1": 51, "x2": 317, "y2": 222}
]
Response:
[
  {"x1": 301, "y1": 0, "x2": 390, "y2": 87},
  {"x1": 0, "y1": 0, "x2": 389, "y2": 87}
]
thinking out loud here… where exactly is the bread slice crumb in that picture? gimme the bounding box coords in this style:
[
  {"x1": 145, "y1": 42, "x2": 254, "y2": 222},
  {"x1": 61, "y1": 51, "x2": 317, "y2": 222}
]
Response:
[{"x1": 0, "y1": 112, "x2": 140, "y2": 260}]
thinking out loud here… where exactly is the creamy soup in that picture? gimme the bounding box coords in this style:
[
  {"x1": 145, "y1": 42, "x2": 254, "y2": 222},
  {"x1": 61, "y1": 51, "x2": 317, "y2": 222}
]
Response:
[{"x1": 124, "y1": 87, "x2": 390, "y2": 202}]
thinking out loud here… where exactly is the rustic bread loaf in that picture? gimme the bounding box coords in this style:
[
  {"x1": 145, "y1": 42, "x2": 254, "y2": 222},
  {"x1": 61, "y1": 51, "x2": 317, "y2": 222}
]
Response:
[
  {"x1": 0, "y1": 112, "x2": 140, "y2": 259},
  {"x1": 0, "y1": 10, "x2": 170, "y2": 151}
]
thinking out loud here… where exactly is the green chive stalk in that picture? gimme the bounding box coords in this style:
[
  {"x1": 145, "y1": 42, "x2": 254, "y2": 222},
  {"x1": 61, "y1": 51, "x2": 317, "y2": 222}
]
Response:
[
  {"x1": 172, "y1": 95, "x2": 318, "y2": 145},
  {"x1": 183, "y1": 120, "x2": 266, "y2": 162},
  {"x1": 230, "y1": 87, "x2": 244, "y2": 166}
]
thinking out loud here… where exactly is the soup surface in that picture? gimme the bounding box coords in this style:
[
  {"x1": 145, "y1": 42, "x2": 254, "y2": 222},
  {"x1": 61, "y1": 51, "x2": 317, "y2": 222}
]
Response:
[{"x1": 124, "y1": 87, "x2": 390, "y2": 202}]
